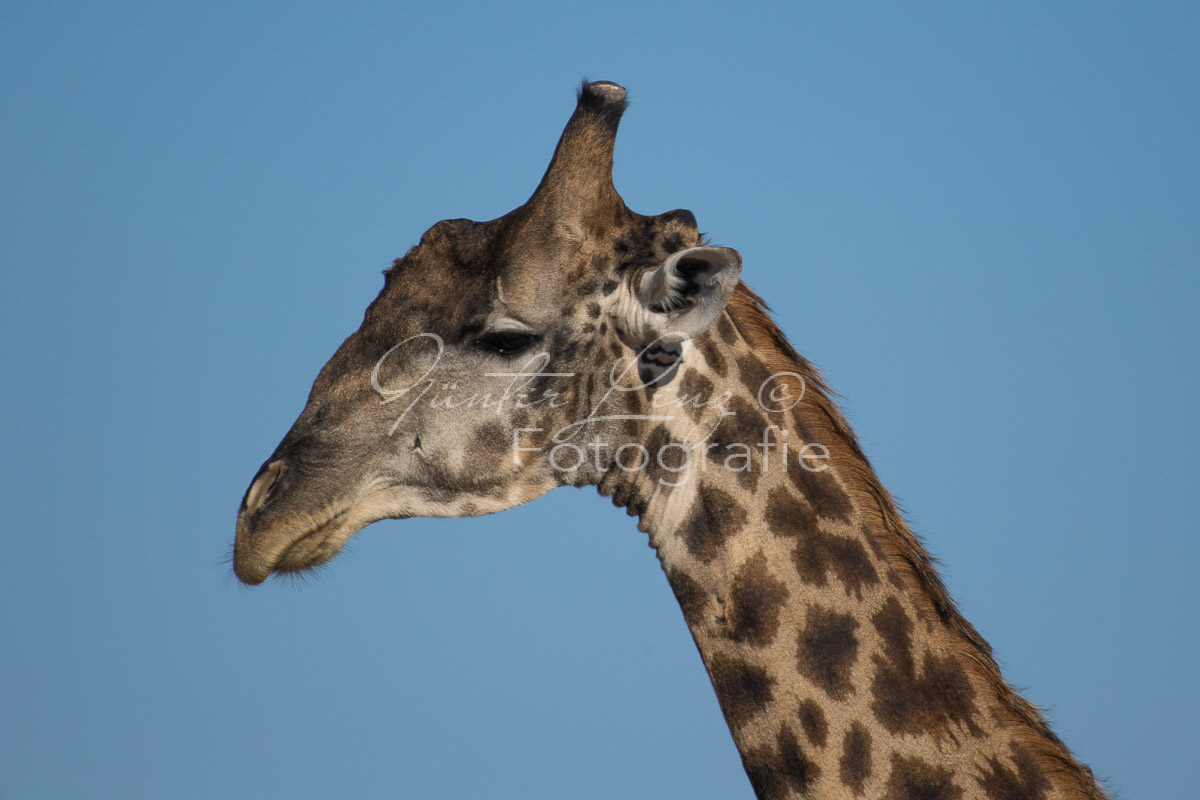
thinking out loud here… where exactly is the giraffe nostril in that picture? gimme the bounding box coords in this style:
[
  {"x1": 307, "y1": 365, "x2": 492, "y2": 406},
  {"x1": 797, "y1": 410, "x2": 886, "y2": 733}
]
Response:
[{"x1": 243, "y1": 459, "x2": 285, "y2": 515}]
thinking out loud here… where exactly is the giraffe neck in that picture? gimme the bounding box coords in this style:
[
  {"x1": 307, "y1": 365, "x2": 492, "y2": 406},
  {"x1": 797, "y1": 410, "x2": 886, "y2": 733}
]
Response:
[{"x1": 595, "y1": 292, "x2": 1105, "y2": 800}]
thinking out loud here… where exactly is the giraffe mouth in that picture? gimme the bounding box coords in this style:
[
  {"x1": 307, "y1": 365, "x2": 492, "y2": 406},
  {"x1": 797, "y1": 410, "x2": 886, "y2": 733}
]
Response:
[
  {"x1": 273, "y1": 509, "x2": 355, "y2": 575},
  {"x1": 235, "y1": 478, "x2": 421, "y2": 585},
  {"x1": 235, "y1": 504, "x2": 367, "y2": 585}
]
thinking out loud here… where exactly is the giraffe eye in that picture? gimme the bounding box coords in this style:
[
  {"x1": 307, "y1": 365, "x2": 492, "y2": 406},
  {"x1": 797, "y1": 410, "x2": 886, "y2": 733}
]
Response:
[{"x1": 476, "y1": 330, "x2": 538, "y2": 355}]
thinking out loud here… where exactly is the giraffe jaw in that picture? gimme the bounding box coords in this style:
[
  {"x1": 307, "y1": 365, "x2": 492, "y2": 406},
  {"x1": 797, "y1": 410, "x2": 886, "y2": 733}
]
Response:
[
  {"x1": 233, "y1": 489, "x2": 412, "y2": 585},
  {"x1": 234, "y1": 472, "x2": 551, "y2": 584},
  {"x1": 234, "y1": 505, "x2": 358, "y2": 585},
  {"x1": 269, "y1": 509, "x2": 357, "y2": 577}
]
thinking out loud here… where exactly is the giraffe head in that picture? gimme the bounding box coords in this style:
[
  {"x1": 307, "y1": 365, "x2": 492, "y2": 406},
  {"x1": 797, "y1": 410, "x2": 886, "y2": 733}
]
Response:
[{"x1": 234, "y1": 81, "x2": 741, "y2": 584}]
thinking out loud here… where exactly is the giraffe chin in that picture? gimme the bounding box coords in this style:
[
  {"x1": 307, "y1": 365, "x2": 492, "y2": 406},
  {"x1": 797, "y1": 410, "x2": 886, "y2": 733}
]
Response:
[
  {"x1": 233, "y1": 510, "x2": 349, "y2": 585},
  {"x1": 272, "y1": 510, "x2": 357, "y2": 577},
  {"x1": 235, "y1": 503, "x2": 398, "y2": 585}
]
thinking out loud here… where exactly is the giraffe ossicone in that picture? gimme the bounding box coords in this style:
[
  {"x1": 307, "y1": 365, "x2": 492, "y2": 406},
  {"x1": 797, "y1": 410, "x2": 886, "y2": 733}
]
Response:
[{"x1": 235, "y1": 80, "x2": 1107, "y2": 799}]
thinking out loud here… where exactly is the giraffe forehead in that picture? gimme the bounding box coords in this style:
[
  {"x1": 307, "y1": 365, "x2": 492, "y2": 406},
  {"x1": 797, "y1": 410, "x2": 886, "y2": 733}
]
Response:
[{"x1": 371, "y1": 197, "x2": 710, "y2": 347}]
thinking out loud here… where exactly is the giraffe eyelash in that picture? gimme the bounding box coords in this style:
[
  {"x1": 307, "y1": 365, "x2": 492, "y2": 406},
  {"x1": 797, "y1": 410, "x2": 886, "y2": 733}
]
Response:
[{"x1": 474, "y1": 330, "x2": 540, "y2": 356}]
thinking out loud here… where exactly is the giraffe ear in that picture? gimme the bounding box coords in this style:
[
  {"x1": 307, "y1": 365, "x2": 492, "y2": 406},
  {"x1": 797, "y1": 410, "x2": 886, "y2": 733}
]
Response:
[{"x1": 635, "y1": 246, "x2": 742, "y2": 342}]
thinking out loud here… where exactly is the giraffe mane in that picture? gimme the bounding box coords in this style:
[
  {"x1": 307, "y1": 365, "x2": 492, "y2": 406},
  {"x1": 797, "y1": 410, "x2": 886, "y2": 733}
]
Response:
[{"x1": 724, "y1": 283, "x2": 1106, "y2": 797}]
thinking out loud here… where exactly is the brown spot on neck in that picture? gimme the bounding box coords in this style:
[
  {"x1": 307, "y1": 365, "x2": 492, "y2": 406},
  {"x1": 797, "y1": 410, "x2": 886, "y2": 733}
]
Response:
[
  {"x1": 796, "y1": 698, "x2": 828, "y2": 749},
  {"x1": 765, "y1": 487, "x2": 880, "y2": 598},
  {"x1": 680, "y1": 486, "x2": 748, "y2": 563},
  {"x1": 839, "y1": 722, "x2": 872, "y2": 797},
  {"x1": 884, "y1": 753, "x2": 964, "y2": 800},
  {"x1": 796, "y1": 605, "x2": 860, "y2": 700},
  {"x1": 726, "y1": 552, "x2": 790, "y2": 646},
  {"x1": 869, "y1": 597, "x2": 982, "y2": 739},
  {"x1": 743, "y1": 725, "x2": 819, "y2": 800},
  {"x1": 708, "y1": 653, "x2": 774, "y2": 731},
  {"x1": 976, "y1": 742, "x2": 1051, "y2": 800}
]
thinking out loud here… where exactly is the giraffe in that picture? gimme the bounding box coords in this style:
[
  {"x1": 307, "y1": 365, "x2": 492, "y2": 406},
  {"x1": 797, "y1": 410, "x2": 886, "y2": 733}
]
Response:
[{"x1": 234, "y1": 81, "x2": 1107, "y2": 799}]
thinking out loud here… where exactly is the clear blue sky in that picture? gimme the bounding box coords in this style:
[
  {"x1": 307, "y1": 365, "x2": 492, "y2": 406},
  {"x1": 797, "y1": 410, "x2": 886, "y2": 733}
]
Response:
[{"x1": 2, "y1": 2, "x2": 1197, "y2": 798}]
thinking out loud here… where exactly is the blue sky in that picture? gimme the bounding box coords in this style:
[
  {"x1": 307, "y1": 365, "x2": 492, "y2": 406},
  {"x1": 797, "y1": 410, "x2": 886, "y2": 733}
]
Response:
[{"x1": 2, "y1": 2, "x2": 1197, "y2": 798}]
